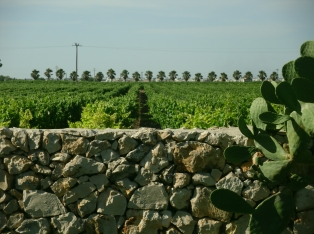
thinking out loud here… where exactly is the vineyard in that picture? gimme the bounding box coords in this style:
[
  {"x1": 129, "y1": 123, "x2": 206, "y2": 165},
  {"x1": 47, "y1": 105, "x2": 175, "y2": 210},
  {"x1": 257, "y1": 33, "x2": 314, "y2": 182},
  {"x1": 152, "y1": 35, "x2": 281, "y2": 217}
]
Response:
[{"x1": 0, "y1": 80, "x2": 272, "y2": 129}]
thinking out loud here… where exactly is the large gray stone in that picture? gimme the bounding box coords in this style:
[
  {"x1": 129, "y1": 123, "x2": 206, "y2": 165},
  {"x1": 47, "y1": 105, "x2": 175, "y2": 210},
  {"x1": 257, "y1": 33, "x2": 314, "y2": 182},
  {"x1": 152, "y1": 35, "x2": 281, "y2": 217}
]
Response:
[
  {"x1": 89, "y1": 173, "x2": 109, "y2": 192},
  {"x1": 95, "y1": 130, "x2": 124, "y2": 141},
  {"x1": 125, "y1": 144, "x2": 152, "y2": 163},
  {"x1": 295, "y1": 185, "x2": 314, "y2": 212},
  {"x1": 0, "y1": 127, "x2": 13, "y2": 138},
  {"x1": 15, "y1": 218, "x2": 50, "y2": 234},
  {"x1": 6, "y1": 212, "x2": 24, "y2": 230},
  {"x1": 50, "y1": 152, "x2": 71, "y2": 163},
  {"x1": 27, "y1": 149, "x2": 50, "y2": 166},
  {"x1": 293, "y1": 210, "x2": 314, "y2": 234},
  {"x1": 160, "y1": 164, "x2": 176, "y2": 185},
  {"x1": 23, "y1": 190, "x2": 66, "y2": 218},
  {"x1": 62, "y1": 155, "x2": 106, "y2": 177},
  {"x1": 3, "y1": 199, "x2": 19, "y2": 214},
  {"x1": 11, "y1": 130, "x2": 29, "y2": 152},
  {"x1": 172, "y1": 131, "x2": 197, "y2": 142},
  {"x1": 86, "y1": 139, "x2": 111, "y2": 157},
  {"x1": 118, "y1": 135, "x2": 138, "y2": 155},
  {"x1": 0, "y1": 169, "x2": 13, "y2": 190},
  {"x1": 170, "y1": 188, "x2": 192, "y2": 210},
  {"x1": 225, "y1": 214, "x2": 250, "y2": 234},
  {"x1": 128, "y1": 182, "x2": 169, "y2": 210},
  {"x1": 61, "y1": 135, "x2": 89, "y2": 155},
  {"x1": 86, "y1": 214, "x2": 117, "y2": 234},
  {"x1": 115, "y1": 178, "x2": 138, "y2": 198},
  {"x1": 242, "y1": 180, "x2": 270, "y2": 202},
  {"x1": 173, "y1": 173, "x2": 191, "y2": 189},
  {"x1": 140, "y1": 142, "x2": 169, "y2": 173},
  {"x1": 100, "y1": 148, "x2": 120, "y2": 163},
  {"x1": 131, "y1": 128, "x2": 158, "y2": 145},
  {"x1": 106, "y1": 157, "x2": 137, "y2": 181},
  {"x1": 173, "y1": 141, "x2": 224, "y2": 173},
  {"x1": 171, "y1": 211, "x2": 196, "y2": 234},
  {"x1": 190, "y1": 186, "x2": 232, "y2": 222},
  {"x1": 51, "y1": 212, "x2": 85, "y2": 234},
  {"x1": 76, "y1": 191, "x2": 98, "y2": 217},
  {"x1": 31, "y1": 164, "x2": 52, "y2": 175},
  {"x1": 192, "y1": 173, "x2": 216, "y2": 186},
  {"x1": 0, "y1": 137, "x2": 17, "y2": 155},
  {"x1": 138, "y1": 210, "x2": 162, "y2": 234},
  {"x1": 0, "y1": 211, "x2": 7, "y2": 231},
  {"x1": 216, "y1": 172, "x2": 244, "y2": 196},
  {"x1": 50, "y1": 177, "x2": 77, "y2": 197},
  {"x1": 134, "y1": 167, "x2": 159, "y2": 186},
  {"x1": 197, "y1": 218, "x2": 222, "y2": 234},
  {"x1": 42, "y1": 131, "x2": 61, "y2": 154},
  {"x1": 97, "y1": 187, "x2": 127, "y2": 215},
  {"x1": 27, "y1": 130, "x2": 42, "y2": 150},
  {"x1": 63, "y1": 182, "x2": 96, "y2": 205},
  {"x1": 162, "y1": 210, "x2": 172, "y2": 228},
  {"x1": 15, "y1": 171, "x2": 41, "y2": 190}
]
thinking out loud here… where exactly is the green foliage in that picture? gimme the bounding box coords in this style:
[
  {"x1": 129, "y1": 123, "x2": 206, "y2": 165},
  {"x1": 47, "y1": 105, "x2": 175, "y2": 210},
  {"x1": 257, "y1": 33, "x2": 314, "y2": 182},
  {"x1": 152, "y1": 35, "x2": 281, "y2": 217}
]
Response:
[
  {"x1": 182, "y1": 71, "x2": 191, "y2": 82},
  {"x1": 30, "y1": 69, "x2": 40, "y2": 80},
  {"x1": 120, "y1": 70, "x2": 129, "y2": 82},
  {"x1": 132, "y1": 71, "x2": 140, "y2": 82},
  {"x1": 282, "y1": 61, "x2": 297, "y2": 84},
  {"x1": 220, "y1": 72, "x2": 228, "y2": 82},
  {"x1": 157, "y1": 71, "x2": 166, "y2": 81},
  {"x1": 300, "y1": 40, "x2": 314, "y2": 57},
  {"x1": 233, "y1": 70, "x2": 242, "y2": 81},
  {"x1": 194, "y1": 73, "x2": 203, "y2": 82},
  {"x1": 169, "y1": 70, "x2": 178, "y2": 81},
  {"x1": 19, "y1": 109, "x2": 33, "y2": 128},
  {"x1": 210, "y1": 41, "x2": 314, "y2": 233},
  {"x1": 107, "y1": 68, "x2": 116, "y2": 81},
  {"x1": 95, "y1": 72, "x2": 104, "y2": 82},
  {"x1": 145, "y1": 70, "x2": 153, "y2": 82},
  {"x1": 207, "y1": 71, "x2": 217, "y2": 81}
]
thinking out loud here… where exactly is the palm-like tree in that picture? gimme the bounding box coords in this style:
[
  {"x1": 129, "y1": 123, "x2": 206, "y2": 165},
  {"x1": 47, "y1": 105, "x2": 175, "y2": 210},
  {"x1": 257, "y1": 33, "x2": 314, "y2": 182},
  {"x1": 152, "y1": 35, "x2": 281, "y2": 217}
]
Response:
[
  {"x1": 220, "y1": 72, "x2": 228, "y2": 82},
  {"x1": 31, "y1": 69, "x2": 40, "y2": 80},
  {"x1": 145, "y1": 71, "x2": 153, "y2": 82},
  {"x1": 81, "y1": 71, "x2": 91, "y2": 81},
  {"x1": 70, "y1": 71, "x2": 77, "y2": 82},
  {"x1": 56, "y1": 68, "x2": 65, "y2": 80},
  {"x1": 269, "y1": 71, "x2": 279, "y2": 81},
  {"x1": 95, "y1": 72, "x2": 104, "y2": 82},
  {"x1": 44, "y1": 68, "x2": 53, "y2": 80},
  {"x1": 169, "y1": 70, "x2": 178, "y2": 82},
  {"x1": 182, "y1": 71, "x2": 191, "y2": 82},
  {"x1": 132, "y1": 71, "x2": 141, "y2": 82},
  {"x1": 157, "y1": 71, "x2": 166, "y2": 82},
  {"x1": 194, "y1": 73, "x2": 203, "y2": 82},
  {"x1": 107, "y1": 68, "x2": 116, "y2": 82},
  {"x1": 120, "y1": 70, "x2": 129, "y2": 82},
  {"x1": 243, "y1": 71, "x2": 253, "y2": 81},
  {"x1": 233, "y1": 70, "x2": 242, "y2": 81},
  {"x1": 258, "y1": 70, "x2": 267, "y2": 81},
  {"x1": 207, "y1": 71, "x2": 217, "y2": 82}
]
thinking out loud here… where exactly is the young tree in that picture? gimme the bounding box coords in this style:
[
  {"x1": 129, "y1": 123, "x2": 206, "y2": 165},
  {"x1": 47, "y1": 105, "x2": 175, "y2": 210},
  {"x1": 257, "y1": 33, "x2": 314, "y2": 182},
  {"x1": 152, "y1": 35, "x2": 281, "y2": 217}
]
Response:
[
  {"x1": 145, "y1": 70, "x2": 153, "y2": 82},
  {"x1": 120, "y1": 70, "x2": 129, "y2": 82},
  {"x1": 56, "y1": 68, "x2": 66, "y2": 80},
  {"x1": 243, "y1": 71, "x2": 253, "y2": 81},
  {"x1": 169, "y1": 70, "x2": 178, "y2": 81},
  {"x1": 132, "y1": 71, "x2": 141, "y2": 82},
  {"x1": 70, "y1": 71, "x2": 77, "y2": 82},
  {"x1": 269, "y1": 71, "x2": 279, "y2": 81},
  {"x1": 81, "y1": 71, "x2": 91, "y2": 81},
  {"x1": 95, "y1": 72, "x2": 104, "y2": 82},
  {"x1": 258, "y1": 70, "x2": 267, "y2": 81},
  {"x1": 44, "y1": 68, "x2": 53, "y2": 80},
  {"x1": 207, "y1": 71, "x2": 217, "y2": 82},
  {"x1": 220, "y1": 72, "x2": 228, "y2": 82},
  {"x1": 157, "y1": 71, "x2": 166, "y2": 82},
  {"x1": 182, "y1": 71, "x2": 191, "y2": 82},
  {"x1": 31, "y1": 69, "x2": 40, "y2": 80},
  {"x1": 233, "y1": 70, "x2": 242, "y2": 81},
  {"x1": 194, "y1": 73, "x2": 203, "y2": 82},
  {"x1": 107, "y1": 68, "x2": 116, "y2": 82}
]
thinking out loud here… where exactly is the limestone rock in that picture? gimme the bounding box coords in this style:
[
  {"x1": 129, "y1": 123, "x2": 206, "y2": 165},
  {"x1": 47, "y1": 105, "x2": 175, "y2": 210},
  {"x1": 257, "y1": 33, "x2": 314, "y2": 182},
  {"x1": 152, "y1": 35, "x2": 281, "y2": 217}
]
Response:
[
  {"x1": 225, "y1": 214, "x2": 250, "y2": 234},
  {"x1": 131, "y1": 128, "x2": 158, "y2": 145},
  {"x1": 242, "y1": 180, "x2": 270, "y2": 202},
  {"x1": 171, "y1": 211, "x2": 196, "y2": 234},
  {"x1": 162, "y1": 210, "x2": 172, "y2": 228},
  {"x1": 115, "y1": 178, "x2": 138, "y2": 198},
  {"x1": 95, "y1": 130, "x2": 124, "y2": 141},
  {"x1": 173, "y1": 141, "x2": 224, "y2": 173},
  {"x1": 134, "y1": 167, "x2": 159, "y2": 186},
  {"x1": 216, "y1": 172, "x2": 243, "y2": 195},
  {"x1": 140, "y1": 142, "x2": 169, "y2": 173},
  {"x1": 31, "y1": 164, "x2": 51, "y2": 175},
  {"x1": 295, "y1": 185, "x2": 314, "y2": 212},
  {"x1": 6, "y1": 212, "x2": 24, "y2": 230},
  {"x1": 15, "y1": 218, "x2": 50, "y2": 234},
  {"x1": 118, "y1": 135, "x2": 138, "y2": 155},
  {"x1": 100, "y1": 148, "x2": 120, "y2": 163},
  {"x1": 0, "y1": 169, "x2": 13, "y2": 190},
  {"x1": 138, "y1": 210, "x2": 162, "y2": 234},
  {"x1": 211, "y1": 168, "x2": 223, "y2": 182},
  {"x1": 205, "y1": 132, "x2": 233, "y2": 150},
  {"x1": 170, "y1": 188, "x2": 192, "y2": 210},
  {"x1": 89, "y1": 173, "x2": 109, "y2": 192},
  {"x1": 61, "y1": 135, "x2": 89, "y2": 155},
  {"x1": 106, "y1": 157, "x2": 137, "y2": 181},
  {"x1": 79, "y1": 129, "x2": 96, "y2": 138},
  {"x1": 86, "y1": 214, "x2": 117, "y2": 234},
  {"x1": 192, "y1": 173, "x2": 216, "y2": 186},
  {"x1": 77, "y1": 191, "x2": 98, "y2": 217},
  {"x1": 173, "y1": 173, "x2": 191, "y2": 189},
  {"x1": 125, "y1": 144, "x2": 152, "y2": 163},
  {"x1": 50, "y1": 152, "x2": 71, "y2": 163},
  {"x1": 172, "y1": 131, "x2": 197, "y2": 142},
  {"x1": 0, "y1": 137, "x2": 17, "y2": 155},
  {"x1": 28, "y1": 149, "x2": 50, "y2": 166},
  {"x1": 51, "y1": 162, "x2": 65, "y2": 180},
  {"x1": 0, "y1": 211, "x2": 7, "y2": 231},
  {"x1": 42, "y1": 131, "x2": 61, "y2": 154},
  {"x1": 97, "y1": 187, "x2": 127, "y2": 215},
  {"x1": 40, "y1": 177, "x2": 53, "y2": 190},
  {"x1": 51, "y1": 212, "x2": 85, "y2": 234},
  {"x1": 63, "y1": 182, "x2": 96, "y2": 205},
  {"x1": 160, "y1": 165, "x2": 176, "y2": 185},
  {"x1": 190, "y1": 186, "x2": 232, "y2": 222},
  {"x1": 50, "y1": 177, "x2": 77, "y2": 197},
  {"x1": 0, "y1": 127, "x2": 13, "y2": 138},
  {"x1": 4, "y1": 155, "x2": 33, "y2": 175},
  {"x1": 23, "y1": 190, "x2": 66, "y2": 218},
  {"x1": 128, "y1": 182, "x2": 169, "y2": 210},
  {"x1": 157, "y1": 129, "x2": 173, "y2": 141},
  {"x1": 86, "y1": 139, "x2": 111, "y2": 157},
  {"x1": 27, "y1": 130, "x2": 42, "y2": 150},
  {"x1": 293, "y1": 210, "x2": 314, "y2": 234},
  {"x1": 11, "y1": 130, "x2": 29, "y2": 152},
  {"x1": 197, "y1": 218, "x2": 222, "y2": 234},
  {"x1": 62, "y1": 155, "x2": 106, "y2": 177},
  {"x1": 3, "y1": 199, "x2": 19, "y2": 214},
  {"x1": 15, "y1": 171, "x2": 41, "y2": 190}
]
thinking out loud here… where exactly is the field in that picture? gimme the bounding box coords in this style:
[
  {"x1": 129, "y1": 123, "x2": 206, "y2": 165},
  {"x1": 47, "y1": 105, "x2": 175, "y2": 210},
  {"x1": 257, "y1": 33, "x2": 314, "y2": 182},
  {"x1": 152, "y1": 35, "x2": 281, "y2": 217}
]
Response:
[{"x1": 0, "y1": 80, "x2": 267, "y2": 129}]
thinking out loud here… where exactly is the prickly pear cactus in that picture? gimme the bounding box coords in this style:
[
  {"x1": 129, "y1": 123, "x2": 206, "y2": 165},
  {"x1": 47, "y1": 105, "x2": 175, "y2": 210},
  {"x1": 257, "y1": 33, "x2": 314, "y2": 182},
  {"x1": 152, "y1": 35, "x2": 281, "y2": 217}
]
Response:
[{"x1": 210, "y1": 41, "x2": 314, "y2": 234}]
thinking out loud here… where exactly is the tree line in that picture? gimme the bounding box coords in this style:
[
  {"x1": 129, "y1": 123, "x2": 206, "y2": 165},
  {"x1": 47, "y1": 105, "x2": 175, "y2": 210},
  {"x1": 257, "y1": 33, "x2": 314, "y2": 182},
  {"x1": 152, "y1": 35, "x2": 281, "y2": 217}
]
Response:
[{"x1": 30, "y1": 68, "x2": 279, "y2": 82}]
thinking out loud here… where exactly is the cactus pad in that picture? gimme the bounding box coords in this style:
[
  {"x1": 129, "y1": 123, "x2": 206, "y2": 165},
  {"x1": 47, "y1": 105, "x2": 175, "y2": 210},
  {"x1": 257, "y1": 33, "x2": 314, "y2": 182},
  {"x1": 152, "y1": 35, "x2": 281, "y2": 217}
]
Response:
[
  {"x1": 224, "y1": 145, "x2": 256, "y2": 164},
  {"x1": 259, "y1": 160, "x2": 291, "y2": 183},
  {"x1": 291, "y1": 78, "x2": 314, "y2": 103},
  {"x1": 238, "y1": 116, "x2": 254, "y2": 138},
  {"x1": 260, "y1": 81, "x2": 282, "y2": 104},
  {"x1": 275, "y1": 81, "x2": 301, "y2": 113},
  {"x1": 294, "y1": 56, "x2": 314, "y2": 81},
  {"x1": 259, "y1": 112, "x2": 290, "y2": 125},
  {"x1": 300, "y1": 40, "x2": 314, "y2": 57},
  {"x1": 282, "y1": 61, "x2": 298, "y2": 84},
  {"x1": 250, "y1": 98, "x2": 269, "y2": 131}
]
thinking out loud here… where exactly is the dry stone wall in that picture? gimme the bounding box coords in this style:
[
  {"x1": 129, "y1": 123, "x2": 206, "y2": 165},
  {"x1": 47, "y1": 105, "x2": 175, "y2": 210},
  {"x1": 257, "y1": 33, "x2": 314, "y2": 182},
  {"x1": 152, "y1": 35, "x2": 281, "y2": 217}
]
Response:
[{"x1": 0, "y1": 127, "x2": 313, "y2": 234}]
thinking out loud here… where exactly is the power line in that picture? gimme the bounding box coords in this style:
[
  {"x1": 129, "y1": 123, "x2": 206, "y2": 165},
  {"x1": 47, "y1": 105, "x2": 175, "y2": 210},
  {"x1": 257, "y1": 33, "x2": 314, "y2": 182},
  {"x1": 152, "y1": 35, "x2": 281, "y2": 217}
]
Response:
[{"x1": 0, "y1": 46, "x2": 70, "y2": 50}]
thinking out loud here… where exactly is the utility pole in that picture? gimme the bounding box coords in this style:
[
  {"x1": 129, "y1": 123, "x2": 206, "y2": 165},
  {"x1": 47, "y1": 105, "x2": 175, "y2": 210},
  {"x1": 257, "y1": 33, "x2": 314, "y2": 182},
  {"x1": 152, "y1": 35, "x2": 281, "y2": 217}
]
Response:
[
  {"x1": 55, "y1": 66, "x2": 59, "y2": 80},
  {"x1": 72, "y1": 43, "x2": 81, "y2": 83},
  {"x1": 93, "y1": 68, "x2": 96, "y2": 81}
]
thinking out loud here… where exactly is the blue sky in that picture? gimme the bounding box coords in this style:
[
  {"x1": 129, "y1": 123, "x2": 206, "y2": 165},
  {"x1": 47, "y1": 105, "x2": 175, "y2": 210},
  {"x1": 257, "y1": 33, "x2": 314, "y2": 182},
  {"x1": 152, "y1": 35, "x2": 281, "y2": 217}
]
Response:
[{"x1": 0, "y1": 0, "x2": 313, "y2": 80}]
